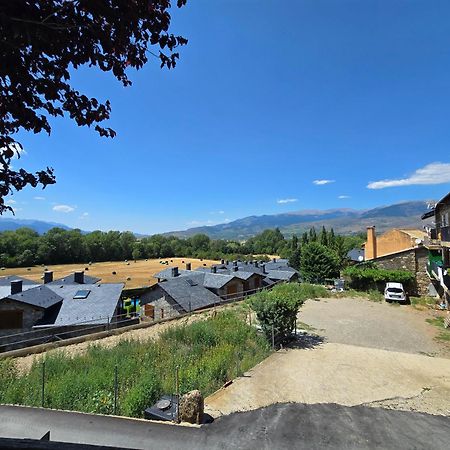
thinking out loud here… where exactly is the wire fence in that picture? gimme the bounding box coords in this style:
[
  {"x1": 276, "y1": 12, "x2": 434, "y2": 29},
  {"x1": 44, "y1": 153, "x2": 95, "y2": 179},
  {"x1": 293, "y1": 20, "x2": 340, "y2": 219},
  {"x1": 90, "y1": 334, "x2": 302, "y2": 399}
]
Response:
[{"x1": 0, "y1": 281, "x2": 281, "y2": 353}]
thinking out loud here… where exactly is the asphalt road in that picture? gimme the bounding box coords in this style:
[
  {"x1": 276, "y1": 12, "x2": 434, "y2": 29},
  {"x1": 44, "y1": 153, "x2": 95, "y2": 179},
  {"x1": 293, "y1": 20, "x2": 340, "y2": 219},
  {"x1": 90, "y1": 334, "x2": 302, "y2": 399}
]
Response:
[{"x1": 1, "y1": 403, "x2": 449, "y2": 449}]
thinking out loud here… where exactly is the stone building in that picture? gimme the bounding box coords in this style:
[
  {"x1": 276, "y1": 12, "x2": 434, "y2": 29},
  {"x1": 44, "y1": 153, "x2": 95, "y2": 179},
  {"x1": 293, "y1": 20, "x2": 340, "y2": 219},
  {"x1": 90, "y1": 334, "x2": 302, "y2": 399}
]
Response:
[{"x1": 370, "y1": 246, "x2": 429, "y2": 296}]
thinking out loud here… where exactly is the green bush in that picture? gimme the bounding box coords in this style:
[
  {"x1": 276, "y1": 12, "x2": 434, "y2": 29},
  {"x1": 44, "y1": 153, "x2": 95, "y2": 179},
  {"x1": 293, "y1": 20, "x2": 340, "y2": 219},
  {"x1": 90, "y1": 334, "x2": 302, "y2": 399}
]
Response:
[
  {"x1": 249, "y1": 283, "x2": 316, "y2": 343},
  {"x1": 343, "y1": 265, "x2": 415, "y2": 292}
]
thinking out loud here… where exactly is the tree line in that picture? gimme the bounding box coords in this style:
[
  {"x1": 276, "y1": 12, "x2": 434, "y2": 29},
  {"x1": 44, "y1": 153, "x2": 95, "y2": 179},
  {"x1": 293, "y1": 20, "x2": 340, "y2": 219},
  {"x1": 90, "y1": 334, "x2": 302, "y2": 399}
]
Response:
[{"x1": 0, "y1": 226, "x2": 364, "y2": 274}]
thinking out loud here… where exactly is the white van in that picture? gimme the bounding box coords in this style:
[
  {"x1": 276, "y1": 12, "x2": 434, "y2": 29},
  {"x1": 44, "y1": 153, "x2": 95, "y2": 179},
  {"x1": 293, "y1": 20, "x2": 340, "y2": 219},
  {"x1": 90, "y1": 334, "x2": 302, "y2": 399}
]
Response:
[{"x1": 384, "y1": 282, "x2": 407, "y2": 303}]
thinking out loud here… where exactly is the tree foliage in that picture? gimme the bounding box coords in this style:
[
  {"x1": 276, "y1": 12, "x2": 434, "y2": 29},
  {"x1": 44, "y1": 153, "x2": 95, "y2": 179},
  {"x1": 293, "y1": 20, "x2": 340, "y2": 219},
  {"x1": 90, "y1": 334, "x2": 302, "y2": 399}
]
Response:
[
  {"x1": 0, "y1": 0, "x2": 187, "y2": 213},
  {"x1": 300, "y1": 242, "x2": 340, "y2": 282}
]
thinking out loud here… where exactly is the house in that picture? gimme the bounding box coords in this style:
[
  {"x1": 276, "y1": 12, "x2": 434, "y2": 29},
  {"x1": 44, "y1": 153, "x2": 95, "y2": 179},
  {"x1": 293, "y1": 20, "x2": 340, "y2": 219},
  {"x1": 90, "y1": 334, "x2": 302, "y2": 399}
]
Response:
[
  {"x1": 0, "y1": 271, "x2": 123, "y2": 334},
  {"x1": 364, "y1": 227, "x2": 427, "y2": 260},
  {"x1": 363, "y1": 227, "x2": 429, "y2": 295},
  {"x1": 140, "y1": 276, "x2": 221, "y2": 320},
  {"x1": 142, "y1": 258, "x2": 299, "y2": 320},
  {"x1": 422, "y1": 192, "x2": 450, "y2": 305},
  {"x1": 0, "y1": 279, "x2": 62, "y2": 334}
]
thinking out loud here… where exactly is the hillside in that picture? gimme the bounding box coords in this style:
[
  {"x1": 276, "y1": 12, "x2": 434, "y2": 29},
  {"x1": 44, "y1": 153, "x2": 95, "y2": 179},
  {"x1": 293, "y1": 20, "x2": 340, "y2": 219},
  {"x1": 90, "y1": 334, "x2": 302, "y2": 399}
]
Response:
[
  {"x1": 0, "y1": 218, "x2": 72, "y2": 234},
  {"x1": 165, "y1": 201, "x2": 431, "y2": 239}
]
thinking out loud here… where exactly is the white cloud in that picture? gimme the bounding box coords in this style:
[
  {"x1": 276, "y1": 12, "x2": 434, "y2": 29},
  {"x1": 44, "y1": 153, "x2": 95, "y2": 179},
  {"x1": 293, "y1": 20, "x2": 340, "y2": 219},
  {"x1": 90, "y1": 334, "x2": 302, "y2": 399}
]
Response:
[
  {"x1": 5, "y1": 199, "x2": 16, "y2": 205},
  {"x1": 367, "y1": 162, "x2": 450, "y2": 189},
  {"x1": 338, "y1": 195, "x2": 350, "y2": 199},
  {"x1": 34, "y1": 196, "x2": 45, "y2": 201},
  {"x1": 79, "y1": 212, "x2": 89, "y2": 219},
  {"x1": 277, "y1": 198, "x2": 298, "y2": 204},
  {"x1": 313, "y1": 179, "x2": 335, "y2": 185},
  {"x1": 53, "y1": 204, "x2": 75, "y2": 213}
]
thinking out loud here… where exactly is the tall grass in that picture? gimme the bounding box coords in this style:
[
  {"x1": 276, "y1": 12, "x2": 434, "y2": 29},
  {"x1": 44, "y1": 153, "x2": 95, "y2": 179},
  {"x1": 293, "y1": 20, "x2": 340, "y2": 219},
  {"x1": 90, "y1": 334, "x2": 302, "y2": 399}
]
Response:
[{"x1": 0, "y1": 310, "x2": 270, "y2": 418}]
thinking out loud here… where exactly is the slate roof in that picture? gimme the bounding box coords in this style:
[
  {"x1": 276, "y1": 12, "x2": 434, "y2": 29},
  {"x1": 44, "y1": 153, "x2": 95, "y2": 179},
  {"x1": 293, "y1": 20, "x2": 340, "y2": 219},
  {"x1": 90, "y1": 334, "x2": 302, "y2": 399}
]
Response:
[
  {"x1": 153, "y1": 268, "x2": 196, "y2": 280},
  {"x1": 48, "y1": 273, "x2": 101, "y2": 285},
  {"x1": 202, "y1": 273, "x2": 235, "y2": 289},
  {"x1": 263, "y1": 277, "x2": 277, "y2": 287},
  {"x1": 0, "y1": 275, "x2": 37, "y2": 286},
  {"x1": 266, "y1": 270, "x2": 297, "y2": 281},
  {"x1": 44, "y1": 283, "x2": 124, "y2": 326},
  {"x1": 158, "y1": 277, "x2": 221, "y2": 312},
  {"x1": 347, "y1": 248, "x2": 365, "y2": 262},
  {"x1": 7, "y1": 285, "x2": 63, "y2": 309},
  {"x1": 0, "y1": 275, "x2": 41, "y2": 301}
]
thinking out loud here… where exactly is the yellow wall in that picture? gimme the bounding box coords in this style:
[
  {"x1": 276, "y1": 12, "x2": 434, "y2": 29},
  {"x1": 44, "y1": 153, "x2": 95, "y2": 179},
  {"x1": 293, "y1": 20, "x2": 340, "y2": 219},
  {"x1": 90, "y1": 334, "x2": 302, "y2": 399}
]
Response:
[{"x1": 365, "y1": 229, "x2": 421, "y2": 260}]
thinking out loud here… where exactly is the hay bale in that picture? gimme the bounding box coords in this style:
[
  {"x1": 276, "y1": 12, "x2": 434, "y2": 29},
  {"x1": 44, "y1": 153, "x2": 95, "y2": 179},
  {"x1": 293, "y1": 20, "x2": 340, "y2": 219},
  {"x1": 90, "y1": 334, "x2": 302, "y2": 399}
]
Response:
[
  {"x1": 126, "y1": 262, "x2": 130, "y2": 265},
  {"x1": 179, "y1": 390, "x2": 204, "y2": 424},
  {"x1": 85, "y1": 267, "x2": 89, "y2": 271},
  {"x1": 126, "y1": 277, "x2": 131, "y2": 281},
  {"x1": 112, "y1": 271, "x2": 117, "y2": 275}
]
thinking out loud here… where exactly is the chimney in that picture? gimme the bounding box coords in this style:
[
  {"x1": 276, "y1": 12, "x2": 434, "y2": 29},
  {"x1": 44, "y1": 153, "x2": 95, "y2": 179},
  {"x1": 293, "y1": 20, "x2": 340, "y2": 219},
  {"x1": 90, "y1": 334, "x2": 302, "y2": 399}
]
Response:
[
  {"x1": 171, "y1": 267, "x2": 179, "y2": 277},
  {"x1": 186, "y1": 262, "x2": 192, "y2": 271},
  {"x1": 211, "y1": 266, "x2": 217, "y2": 274},
  {"x1": 366, "y1": 226, "x2": 377, "y2": 260},
  {"x1": 233, "y1": 266, "x2": 238, "y2": 272},
  {"x1": 10, "y1": 280, "x2": 23, "y2": 295},
  {"x1": 220, "y1": 259, "x2": 225, "y2": 265},
  {"x1": 74, "y1": 271, "x2": 84, "y2": 284},
  {"x1": 245, "y1": 261, "x2": 248, "y2": 265},
  {"x1": 261, "y1": 264, "x2": 266, "y2": 274},
  {"x1": 254, "y1": 261, "x2": 259, "y2": 268},
  {"x1": 273, "y1": 258, "x2": 276, "y2": 263},
  {"x1": 233, "y1": 261, "x2": 238, "y2": 267},
  {"x1": 43, "y1": 271, "x2": 53, "y2": 284},
  {"x1": 225, "y1": 260, "x2": 229, "y2": 265}
]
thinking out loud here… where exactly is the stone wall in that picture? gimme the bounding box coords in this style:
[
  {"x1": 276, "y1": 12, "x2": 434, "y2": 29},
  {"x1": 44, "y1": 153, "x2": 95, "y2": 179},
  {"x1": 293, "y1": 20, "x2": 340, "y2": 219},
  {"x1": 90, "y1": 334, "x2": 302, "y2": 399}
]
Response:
[
  {"x1": 373, "y1": 247, "x2": 429, "y2": 296},
  {"x1": 140, "y1": 286, "x2": 181, "y2": 320},
  {"x1": 0, "y1": 299, "x2": 44, "y2": 336}
]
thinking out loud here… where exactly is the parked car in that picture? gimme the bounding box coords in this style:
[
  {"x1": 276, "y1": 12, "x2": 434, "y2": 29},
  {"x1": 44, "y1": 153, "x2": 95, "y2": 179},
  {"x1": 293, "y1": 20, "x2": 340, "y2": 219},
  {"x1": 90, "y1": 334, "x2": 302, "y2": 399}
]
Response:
[{"x1": 384, "y1": 282, "x2": 407, "y2": 303}]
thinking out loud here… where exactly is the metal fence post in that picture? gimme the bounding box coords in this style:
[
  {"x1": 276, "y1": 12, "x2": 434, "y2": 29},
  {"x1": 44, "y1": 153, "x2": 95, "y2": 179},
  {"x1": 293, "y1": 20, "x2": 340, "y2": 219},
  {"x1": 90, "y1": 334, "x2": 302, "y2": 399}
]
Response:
[
  {"x1": 41, "y1": 361, "x2": 45, "y2": 408},
  {"x1": 114, "y1": 365, "x2": 118, "y2": 415},
  {"x1": 271, "y1": 325, "x2": 275, "y2": 350},
  {"x1": 175, "y1": 366, "x2": 180, "y2": 423}
]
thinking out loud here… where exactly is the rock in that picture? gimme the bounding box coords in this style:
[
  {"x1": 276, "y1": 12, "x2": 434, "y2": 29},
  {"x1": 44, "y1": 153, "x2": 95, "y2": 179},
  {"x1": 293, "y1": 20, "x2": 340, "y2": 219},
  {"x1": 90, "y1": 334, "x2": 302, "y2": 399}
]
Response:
[{"x1": 179, "y1": 390, "x2": 204, "y2": 424}]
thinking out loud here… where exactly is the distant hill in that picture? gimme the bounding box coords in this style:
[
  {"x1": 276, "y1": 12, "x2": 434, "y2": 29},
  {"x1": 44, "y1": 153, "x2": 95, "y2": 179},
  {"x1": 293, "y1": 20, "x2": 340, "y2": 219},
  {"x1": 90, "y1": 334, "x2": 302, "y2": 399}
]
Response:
[
  {"x1": 0, "y1": 218, "x2": 72, "y2": 234},
  {"x1": 165, "y1": 201, "x2": 431, "y2": 240}
]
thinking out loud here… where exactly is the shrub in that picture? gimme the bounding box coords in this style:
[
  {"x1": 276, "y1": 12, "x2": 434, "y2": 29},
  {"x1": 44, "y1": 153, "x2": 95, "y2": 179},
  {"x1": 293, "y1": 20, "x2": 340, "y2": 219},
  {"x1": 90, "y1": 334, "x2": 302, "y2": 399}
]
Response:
[
  {"x1": 249, "y1": 283, "x2": 310, "y2": 343},
  {"x1": 343, "y1": 265, "x2": 415, "y2": 292}
]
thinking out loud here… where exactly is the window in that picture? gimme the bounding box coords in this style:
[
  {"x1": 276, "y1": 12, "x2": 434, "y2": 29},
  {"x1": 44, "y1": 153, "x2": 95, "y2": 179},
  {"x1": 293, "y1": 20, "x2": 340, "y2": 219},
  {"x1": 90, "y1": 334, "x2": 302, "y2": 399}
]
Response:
[
  {"x1": 0, "y1": 310, "x2": 23, "y2": 329},
  {"x1": 73, "y1": 289, "x2": 91, "y2": 299}
]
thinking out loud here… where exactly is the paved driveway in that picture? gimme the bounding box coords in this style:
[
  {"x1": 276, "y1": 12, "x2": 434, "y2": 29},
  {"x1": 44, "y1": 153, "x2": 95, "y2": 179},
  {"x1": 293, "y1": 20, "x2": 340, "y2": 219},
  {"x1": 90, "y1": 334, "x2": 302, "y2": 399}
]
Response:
[
  {"x1": 206, "y1": 297, "x2": 450, "y2": 417},
  {"x1": 300, "y1": 297, "x2": 447, "y2": 356},
  {"x1": 1, "y1": 403, "x2": 449, "y2": 449}
]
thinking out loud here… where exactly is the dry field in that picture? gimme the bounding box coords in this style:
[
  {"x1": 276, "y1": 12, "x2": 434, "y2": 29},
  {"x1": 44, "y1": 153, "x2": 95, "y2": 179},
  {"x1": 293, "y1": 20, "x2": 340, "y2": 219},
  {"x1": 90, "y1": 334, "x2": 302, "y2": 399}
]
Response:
[{"x1": 1, "y1": 257, "x2": 219, "y2": 289}]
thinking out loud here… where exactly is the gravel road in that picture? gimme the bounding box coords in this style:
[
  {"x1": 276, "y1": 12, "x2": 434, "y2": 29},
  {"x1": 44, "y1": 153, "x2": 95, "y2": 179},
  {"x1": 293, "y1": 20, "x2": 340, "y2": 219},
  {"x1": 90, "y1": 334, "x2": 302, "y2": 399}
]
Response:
[{"x1": 205, "y1": 296, "x2": 450, "y2": 417}]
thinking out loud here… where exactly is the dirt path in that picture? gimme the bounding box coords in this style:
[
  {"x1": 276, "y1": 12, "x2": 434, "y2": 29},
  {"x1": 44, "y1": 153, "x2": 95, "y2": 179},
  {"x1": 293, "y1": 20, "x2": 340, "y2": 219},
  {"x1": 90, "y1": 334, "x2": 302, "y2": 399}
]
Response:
[{"x1": 205, "y1": 296, "x2": 450, "y2": 417}]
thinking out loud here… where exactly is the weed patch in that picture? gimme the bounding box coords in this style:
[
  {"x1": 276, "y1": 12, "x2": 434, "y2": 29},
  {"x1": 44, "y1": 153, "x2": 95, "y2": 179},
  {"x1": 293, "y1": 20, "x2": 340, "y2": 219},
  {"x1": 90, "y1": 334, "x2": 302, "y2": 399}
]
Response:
[{"x1": 0, "y1": 311, "x2": 270, "y2": 418}]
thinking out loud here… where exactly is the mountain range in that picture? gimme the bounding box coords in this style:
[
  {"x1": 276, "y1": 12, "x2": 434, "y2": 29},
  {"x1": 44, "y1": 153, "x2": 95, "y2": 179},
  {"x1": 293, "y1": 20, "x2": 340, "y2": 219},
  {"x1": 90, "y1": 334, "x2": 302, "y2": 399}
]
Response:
[
  {"x1": 164, "y1": 201, "x2": 432, "y2": 240},
  {"x1": 0, "y1": 200, "x2": 432, "y2": 239}
]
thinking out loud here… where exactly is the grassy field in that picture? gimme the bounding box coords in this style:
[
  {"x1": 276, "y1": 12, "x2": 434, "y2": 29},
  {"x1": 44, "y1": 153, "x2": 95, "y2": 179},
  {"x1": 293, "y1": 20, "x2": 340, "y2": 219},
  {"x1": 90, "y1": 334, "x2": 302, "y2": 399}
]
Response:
[
  {"x1": 0, "y1": 310, "x2": 270, "y2": 418},
  {"x1": 0, "y1": 257, "x2": 219, "y2": 289}
]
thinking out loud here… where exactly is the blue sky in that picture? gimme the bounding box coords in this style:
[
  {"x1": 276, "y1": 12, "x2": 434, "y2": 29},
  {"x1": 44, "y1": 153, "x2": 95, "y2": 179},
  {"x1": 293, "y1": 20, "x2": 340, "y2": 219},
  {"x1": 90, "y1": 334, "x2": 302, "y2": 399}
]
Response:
[{"x1": 5, "y1": 0, "x2": 450, "y2": 234}]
